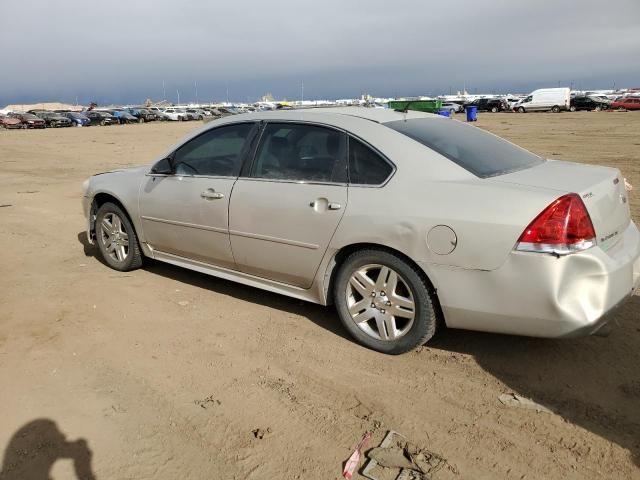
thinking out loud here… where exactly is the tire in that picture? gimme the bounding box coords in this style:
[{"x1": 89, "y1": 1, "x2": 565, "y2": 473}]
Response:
[
  {"x1": 333, "y1": 249, "x2": 438, "y2": 354},
  {"x1": 551, "y1": 105, "x2": 560, "y2": 113},
  {"x1": 491, "y1": 106, "x2": 498, "y2": 113},
  {"x1": 95, "y1": 202, "x2": 143, "y2": 272},
  {"x1": 178, "y1": 116, "x2": 183, "y2": 121},
  {"x1": 138, "y1": 117, "x2": 145, "y2": 124},
  {"x1": 594, "y1": 106, "x2": 602, "y2": 112},
  {"x1": 100, "y1": 120, "x2": 106, "y2": 126},
  {"x1": 569, "y1": 105, "x2": 576, "y2": 112},
  {"x1": 518, "y1": 106, "x2": 525, "y2": 113}
]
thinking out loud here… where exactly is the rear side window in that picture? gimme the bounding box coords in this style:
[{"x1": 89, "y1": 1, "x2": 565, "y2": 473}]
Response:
[
  {"x1": 251, "y1": 123, "x2": 347, "y2": 183},
  {"x1": 348, "y1": 138, "x2": 393, "y2": 185},
  {"x1": 385, "y1": 118, "x2": 543, "y2": 178}
]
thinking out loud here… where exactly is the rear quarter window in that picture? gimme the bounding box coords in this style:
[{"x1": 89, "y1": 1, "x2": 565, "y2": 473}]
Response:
[{"x1": 385, "y1": 118, "x2": 544, "y2": 178}]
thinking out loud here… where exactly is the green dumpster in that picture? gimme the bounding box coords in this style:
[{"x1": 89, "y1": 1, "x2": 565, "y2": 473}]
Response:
[{"x1": 387, "y1": 99, "x2": 442, "y2": 113}]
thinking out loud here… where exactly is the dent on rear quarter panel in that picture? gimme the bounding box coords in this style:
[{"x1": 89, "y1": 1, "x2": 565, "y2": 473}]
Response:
[{"x1": 333, "y1": 169, "x2": 561, "y2": 274}]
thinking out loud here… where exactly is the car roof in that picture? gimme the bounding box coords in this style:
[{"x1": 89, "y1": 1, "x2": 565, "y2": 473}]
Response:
[{"x1": 215, "y1": 106, "x2": 436, "y2": 125}]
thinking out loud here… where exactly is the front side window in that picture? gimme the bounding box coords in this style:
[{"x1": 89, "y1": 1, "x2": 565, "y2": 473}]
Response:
[
  {"x1": 251, "y1": 123, "x2": 347, "y2": 182},
  {"x1": 173, "y1": 122, "x2": 254, "y2": 177},
  {"x1": 386, "y1": 117, "x2": 543, "y2": 178},
  {"x1": 348, "y1": 137, "x2": 393, "y2": 185}
]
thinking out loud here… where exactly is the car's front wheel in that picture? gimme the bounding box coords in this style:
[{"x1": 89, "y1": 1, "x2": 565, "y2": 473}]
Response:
[
  {"x1": 334, "y1": 249, "x2": 438, "y2": 354},
  {"x1": 95, "y1": 202, "x2": 143, "y2": 271}
]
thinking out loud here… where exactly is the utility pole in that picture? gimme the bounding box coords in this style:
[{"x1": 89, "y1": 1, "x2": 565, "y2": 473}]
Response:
[
  {"x1": 177, "y1": 89, "x2": 180, "y2": 105},
  {"x1": 226, "y1": 82, "x2": 230, "y2": 104},
  {"x1": 301, "y1": 80, "x2": 304, "y2": 103},
  {"x1": 162, "y1": 80, "x2": 166, "y2": 100},
  {"x1": 195, "y1": 81, "x2": 199, "y2": 105}
]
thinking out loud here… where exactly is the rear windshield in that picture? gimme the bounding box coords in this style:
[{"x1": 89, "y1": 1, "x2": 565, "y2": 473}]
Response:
[{"x1": 385, "y1": 118, "x2": 543, "y2": 178}]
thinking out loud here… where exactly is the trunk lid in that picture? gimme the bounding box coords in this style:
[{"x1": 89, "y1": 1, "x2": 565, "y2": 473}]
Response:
[{"x1": 491, "y1": 160, "x2": 631, "y2": 251}]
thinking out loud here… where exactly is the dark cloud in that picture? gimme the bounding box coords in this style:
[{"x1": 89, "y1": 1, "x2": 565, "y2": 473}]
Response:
[{"x1": 1, "y1": 0, "x2": 639, "y2": 105}]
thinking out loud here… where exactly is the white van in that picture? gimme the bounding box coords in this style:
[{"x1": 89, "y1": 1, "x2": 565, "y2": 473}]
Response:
[{"x1": 513, "y1": 88, "x2": 570, "y2": 113}]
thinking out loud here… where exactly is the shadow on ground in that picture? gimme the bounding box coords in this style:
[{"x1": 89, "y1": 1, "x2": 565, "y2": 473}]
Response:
[
  {"x1": 431, "y1": 295, "x2": 640, "y2": 466},
  {"x1": 0, "y1": 419, "x2": 96, "y2": 479},
  {"x1": 77, "y1": 232, "x2": 349, "y2": 341}
]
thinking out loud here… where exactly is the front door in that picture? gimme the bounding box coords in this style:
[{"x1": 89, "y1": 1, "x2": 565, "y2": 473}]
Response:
[
  {"x1": 229, "y1": 122, "x2": 348, "y2": 288},
  {"x1": 139, "y1": 122, "x2": 256, "y2": 268}
]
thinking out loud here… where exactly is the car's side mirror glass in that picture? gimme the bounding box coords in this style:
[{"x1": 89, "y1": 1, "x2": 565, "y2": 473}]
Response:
[{"x1": 151, "y1": 157, "x2": 174, "y2": 175}]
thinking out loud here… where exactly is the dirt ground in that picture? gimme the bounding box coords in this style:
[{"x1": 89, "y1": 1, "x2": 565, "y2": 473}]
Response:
[{"x1": 0, "y1": 111, "x2": 638, "y2": 480}]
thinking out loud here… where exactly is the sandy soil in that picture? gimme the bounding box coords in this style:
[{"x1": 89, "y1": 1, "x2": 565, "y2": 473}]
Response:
[{"x1": 0, "y1": 111, "x2": 638, "y2": 480}]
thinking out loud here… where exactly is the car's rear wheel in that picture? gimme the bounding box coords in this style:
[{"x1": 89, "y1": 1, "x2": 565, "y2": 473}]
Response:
[
  {"x1": 551, "y1": 105, "x2": 560, "y2": 113},
  {"x1": 491, "y1": 106, "x2": 498, "y2": 113},
  {"x1": 569, "y1": 105, "x2": 577, "y2": 112},
  {"x1": 594, "y1": 106, "x2": 602, "y2": 112},
  {"x1": 518, "y1": 106, "x2": 525, "y2": 113},
  {"x1": 334, "y1": 249, "x2": 438, "y2": 354},
  {"x1": 95, "y1": 202, "x2": 143, "y2": 272}
]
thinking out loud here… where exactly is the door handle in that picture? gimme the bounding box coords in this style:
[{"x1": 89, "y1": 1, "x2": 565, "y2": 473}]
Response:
[
  {"x1": 309, "y1": 198, "x2": 342, "y2": 211},
  {"x1": 201, "y1": 189, "x2": 224, "y2": 200}
]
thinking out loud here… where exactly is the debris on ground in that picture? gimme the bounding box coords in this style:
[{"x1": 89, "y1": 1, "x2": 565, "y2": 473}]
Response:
[
  {"x1": 363, "y1": 431, "x2": 449, "y2": 480},
  {"x1": 0, "y1": 204, "x2": 12, "y2": 208},
  {"x1": 498, "y1": 393, "x2": 552, "y2": 413},
  {"x1": 343, "y1": 431, "x2": 372, "y2": 479},
  {"x1": 194, "y1": 395, "x2": 221, "y2": 409},
  {"x1": 252, "y1": 427, "x2": 271, "y2": 439}
]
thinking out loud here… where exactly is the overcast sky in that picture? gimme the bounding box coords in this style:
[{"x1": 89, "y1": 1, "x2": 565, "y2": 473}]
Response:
[{"x1": 2, "y1": 0, "x2": 639, "y2": 106}]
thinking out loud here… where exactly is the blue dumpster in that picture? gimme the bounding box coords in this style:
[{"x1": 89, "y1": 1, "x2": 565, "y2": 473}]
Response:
[
  {"x1": 437, "y1": 110, "x2": 450, "y2": 117},
  {"x1": 466, "y1": 105, "x2": 478, "y2": 122}
]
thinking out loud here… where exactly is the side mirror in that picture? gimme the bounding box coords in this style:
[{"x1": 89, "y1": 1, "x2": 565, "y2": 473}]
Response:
[{"x1": 150, "y1": 157, "x2": 174, "y2": 175}]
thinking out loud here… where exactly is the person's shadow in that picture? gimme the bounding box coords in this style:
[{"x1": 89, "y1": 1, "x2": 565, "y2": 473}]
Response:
[{"x1": 0, "y1": 419, "x2": 96, "y2": 480}]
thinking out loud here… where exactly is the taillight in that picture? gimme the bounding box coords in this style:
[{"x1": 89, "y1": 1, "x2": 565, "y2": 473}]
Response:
[{"x1": 515, "y1": 193, "x2": 596, "y2": 255}]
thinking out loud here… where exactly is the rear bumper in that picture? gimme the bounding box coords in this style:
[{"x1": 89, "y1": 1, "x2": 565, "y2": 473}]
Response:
[{"x1": 428, "y1": 220, "x2": 640, "y2": 338}]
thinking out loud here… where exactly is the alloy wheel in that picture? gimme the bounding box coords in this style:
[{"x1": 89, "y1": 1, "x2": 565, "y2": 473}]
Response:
[
  {"x1": 345, "y1": 264, "x2": 415, "y2": 341},
  {"x1": 99, "y1": 213, "x2": 130, "y2": 262}
]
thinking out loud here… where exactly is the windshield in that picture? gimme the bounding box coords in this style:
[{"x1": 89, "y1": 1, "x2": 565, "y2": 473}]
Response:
[{"x1": 385, "y1": 118, "x2": 544, "y2": 178}]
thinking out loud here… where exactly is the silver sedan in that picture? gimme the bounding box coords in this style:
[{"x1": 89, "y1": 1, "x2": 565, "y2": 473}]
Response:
[{"x1": 82, "y1": 108, "x2": 640, "y2": 354}]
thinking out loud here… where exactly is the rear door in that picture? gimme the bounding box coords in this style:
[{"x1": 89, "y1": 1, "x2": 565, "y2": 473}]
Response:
[
  {"x1": 229, "y1": 122, "x2": 348, "y2": 288},
  {"x1": 139, "y1": 122, "x2": 257, "y2": 268}
]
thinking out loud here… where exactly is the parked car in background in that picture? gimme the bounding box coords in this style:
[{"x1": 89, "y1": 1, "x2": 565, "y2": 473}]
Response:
[
  {"x1": 147, "y1": 107, "x2": 171, "y2": 121},
  {"x1": 81, "y1": 107, "x2": 639, "y2": 354},
  {"x1": 154, "y1": 110, "x2": 171, "y2": 121},
  {"x1": 31, "y1": 111, "x2": 73, "y2": 127},
  {"x1": 0, "y1": 114, "x2": 24, "y2": 129},
  {"x1": 569, "y1": 96, "x2": 609, "y2": 112},
  {"x1": 610, "y1": 97, "x2": 640, "y2": 111},
  {"x1": 60, "y1": 111, "x2": 91, "y2": 127},
  {"x1": 440, "y1": 103, "x2": 464, "y2": 115},
  {"x1": 183, "y1": 110, "x2": 200, "y2": 121},
  {"x1": 186, "y1": 108, "x2": 209, "y2": 120},
  {"x1": 467, "y1": 98, "x2": 509, "y2": 113},
  {"x1": 9, "y1": 113, "x2": 46, "y2": 129},
  {"x1": 108, "y1": 110, "x2": 139, "y2": 124},
  {"x1": 162, "y1": 108, "x2": 189, "y2": 121},
  {"x1": 128, "y1": 108, "x2": 157, "y2": 122},
  {"x1": 513, "y1": 88, "x2": 571, "y2": 113},
  {"x1": 84, "y1": 110, "x2": 118, "y2": 126}
]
